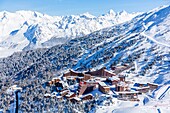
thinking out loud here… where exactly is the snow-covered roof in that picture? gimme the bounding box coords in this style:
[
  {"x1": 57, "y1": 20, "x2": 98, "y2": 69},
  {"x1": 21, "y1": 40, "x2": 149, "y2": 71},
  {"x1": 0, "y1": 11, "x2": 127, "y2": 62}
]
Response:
[
  {"x1": 116, "y1": 91, "x2": 139, "y2": 95},
  {"x1": 104, "y1": 69, "x2": 115, "y2": 74},
  {"x1": 81, "y1": 94, "x2": 93, "y2": 98},
  {"x1": 60, "y1": 90, "x2": 69, "y2": 94},
  {"x1": 71, "y1": 97, "x2": 81, "y2": 101},
  {"x1": 147, "y1": 82, "x2": 159, "y2": 86},
  {"x1": 77, "y1": 76, "x2": 84, "y2": 79},
  {"x1": 52, "y1": 77, "x2": 60, "y2": 80},
  {"x1": 70, "y1": 69, "x2": 82, "y2": 74},
  {"x1": 94, "y1": 77, "x2": 106, "y2": 81},
  {"x1": 108, "y1": 76, "x2": 119, "y2": 81},
  {"x1": 99, "y1": 82, "x2": 107, "y2": 87},
  {"x1": 65, "y1": 92, "x2": 74, "y2": 97},
  {"x1": 132, "y1": 86, "x2": 150, "y2": 90}
]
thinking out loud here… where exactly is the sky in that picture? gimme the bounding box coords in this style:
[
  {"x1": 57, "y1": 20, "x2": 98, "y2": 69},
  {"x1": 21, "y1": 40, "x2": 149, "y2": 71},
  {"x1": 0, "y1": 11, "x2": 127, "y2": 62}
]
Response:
[{"x1": 0, "y1": 0, "x2": 169, "y2": 16}]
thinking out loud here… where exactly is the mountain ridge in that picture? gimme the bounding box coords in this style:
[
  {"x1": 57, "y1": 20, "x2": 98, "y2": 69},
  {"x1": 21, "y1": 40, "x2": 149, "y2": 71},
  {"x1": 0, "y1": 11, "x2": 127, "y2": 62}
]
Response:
[{"x1": 0, "y1": 10, "x2": 140, "y2": 58}]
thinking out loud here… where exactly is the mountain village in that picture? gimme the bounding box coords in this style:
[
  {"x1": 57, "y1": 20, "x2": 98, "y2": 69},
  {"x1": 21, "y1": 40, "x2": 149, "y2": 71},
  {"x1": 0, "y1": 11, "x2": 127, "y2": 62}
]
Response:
[
  {"x1": 2, "y1": 63, "x2": 160, "y2": 113},
  {"x1": 45, "y1": 64, "x2": 158, "y2": 103}
]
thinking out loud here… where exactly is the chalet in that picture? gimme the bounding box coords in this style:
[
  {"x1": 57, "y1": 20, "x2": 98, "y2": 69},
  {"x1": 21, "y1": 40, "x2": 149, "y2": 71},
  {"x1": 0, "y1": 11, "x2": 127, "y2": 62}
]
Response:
[
  {"x1": 106, "y1": 76, "x2": 120, "y2": 85},
  {"x1": 63, "y1": 70, "x2": 84, "y2": 77},
  {"x1": 147, "y1": 83, "x2": 158, "y2": 90},
  {"x1": 103, "y1": 69, "x2": 116, "y2": 77},
  {"x1": 135, "y1": 86, "x2": 150, "y2": 94},
  {"x1": 70, "y1": 97, "x2": 81, "y2": 103},
  {"x1": 132, "y1": 86, "x2": 150, "y2": 94},
  {"x1": 78, "y1": 81, "x2": 97, "y2": 95},
  {"x1": 111, "y1": 64, "x2": 132, "y2": 74},
  {"x1": 86, "y1": 67, "x2": 116, "y2": 78},
  {"x1": 116, "y1": 82, "x2": 129, "y2": 92},
  {"x1": 65, "y1": 92, "x2": 76, "y2": 99},
  {"x1": 98, "y1": 82, "x2": 110, "y2": 94},
  {"x1": 134, "y1": 82, "x2": 148, "y2": 87},
  {"x1": 86, "y1": 67, "x2": 105, "y2": 77},
  {"x1": 117, "y1": 91, "x2": 139, "y2": 101},
  {"x1": 81, "y1": 94, "x2": 94, "y2": 101},
  {"x1": 63, "y1": 71, "x2": 71, "y2": 77}
]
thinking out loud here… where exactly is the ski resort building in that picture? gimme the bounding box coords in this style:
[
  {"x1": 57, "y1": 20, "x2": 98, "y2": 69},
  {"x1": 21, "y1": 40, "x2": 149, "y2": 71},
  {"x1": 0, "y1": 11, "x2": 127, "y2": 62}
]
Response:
[
  {"x1": 81, "y1": 94, "x2": 94, "y2": 101},
  {"x1": 147, "y1": 83, "x2": 158, "y2": 90},
  {"x1": 87, "y1": 67, "x2": 116, "y2": 78},
  {"x1": 98, "y1": 82, "x2": 110, "y2": 94},
  {"x1": 111, "y1": 64, "x2": 132, "y2": 74},
  {"x1": 45, "y1": 65, "x2": 159, "y2": 104},
  {"x1": 78, "y1": 81, "x2": 97, "y2": 95},
  {"x1": 117, "y1": 91, "x2": 139, "y2": 101},
  {"x1": 106, "y1": 76, "x2": 120, "y2": 85},
  {"x1": 65, "y1": 92, "x2": 76, "y2": 99},
  {"x1": 116, "y1": 81, "x2": 129, "y2": 92}
]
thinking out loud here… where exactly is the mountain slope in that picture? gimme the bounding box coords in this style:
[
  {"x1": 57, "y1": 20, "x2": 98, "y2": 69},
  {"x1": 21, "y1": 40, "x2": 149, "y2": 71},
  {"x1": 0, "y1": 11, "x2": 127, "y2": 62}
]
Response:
[
  {"x1": 0, "y1": 5, "x2": 170, "y2": 84},
  {"x1": 0, "y1": 5, "x2": 170, "y2": 113},
  {"x1": 0, "y1": 10, "x2": 139, "y2": 58}
]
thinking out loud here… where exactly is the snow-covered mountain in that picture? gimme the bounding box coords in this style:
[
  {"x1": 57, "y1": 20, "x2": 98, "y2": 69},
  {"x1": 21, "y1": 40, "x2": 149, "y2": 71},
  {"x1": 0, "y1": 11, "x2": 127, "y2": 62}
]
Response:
[
  {"x1": 1, "y1": 5, "x2": 170, "y2": 84},
  {"x1": 0, "y1": 10, "x2": 140, "y2": 58},
  {"x1": 1, "y1": 5, "x2": 170, "y2": 113}
]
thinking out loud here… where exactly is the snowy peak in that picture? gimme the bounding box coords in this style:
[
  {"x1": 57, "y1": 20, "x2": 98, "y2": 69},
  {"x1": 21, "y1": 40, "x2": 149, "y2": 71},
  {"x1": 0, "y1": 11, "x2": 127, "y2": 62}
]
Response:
[
  {"x1": 0, "y1": 10, "x2": 139, "y2": 58},
  {"x1": 80, "y1": 12, "x2": 96, "y2": 19},
  {"x1": 107, "y1": 9, "x2": 116, "y2": 16},
  {"x1": 1, "y1": 5, "x2": 170, "y2": 58}
]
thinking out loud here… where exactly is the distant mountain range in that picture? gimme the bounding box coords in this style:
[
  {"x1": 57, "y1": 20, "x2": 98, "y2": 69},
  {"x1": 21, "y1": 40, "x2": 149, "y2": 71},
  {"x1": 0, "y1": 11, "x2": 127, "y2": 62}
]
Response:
[{"x1": 0, "y1": 10, "x2": 140, "y2": 58}]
